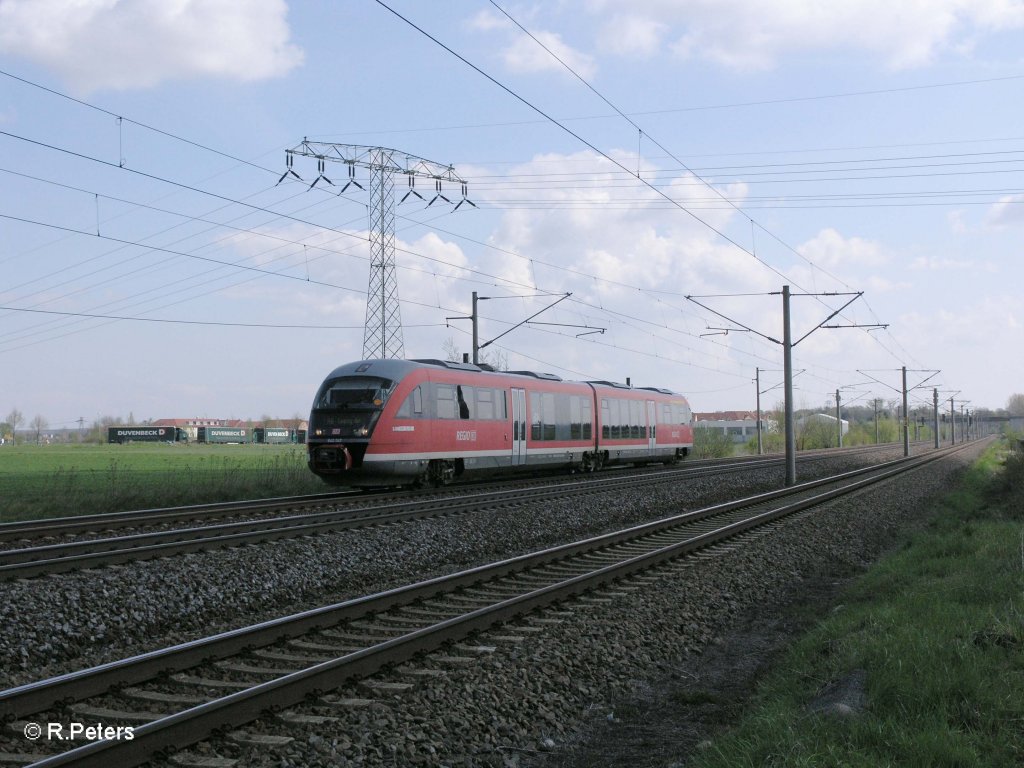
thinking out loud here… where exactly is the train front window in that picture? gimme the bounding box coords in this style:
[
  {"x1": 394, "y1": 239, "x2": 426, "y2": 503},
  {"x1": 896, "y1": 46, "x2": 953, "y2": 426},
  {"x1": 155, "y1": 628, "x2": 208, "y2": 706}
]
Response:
[{"x1": 317, "y1": 377, "x2": 394, "y2": 410}]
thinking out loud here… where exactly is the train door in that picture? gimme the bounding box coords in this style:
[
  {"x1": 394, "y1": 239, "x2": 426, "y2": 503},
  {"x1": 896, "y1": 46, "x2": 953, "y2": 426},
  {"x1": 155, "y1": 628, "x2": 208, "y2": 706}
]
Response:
[
  {"x1": 511, "y1": 388, "x2": 527, "y2": 466},
  {"x1": 646, "y1": 400, "x2": 657, "y2": 454}
]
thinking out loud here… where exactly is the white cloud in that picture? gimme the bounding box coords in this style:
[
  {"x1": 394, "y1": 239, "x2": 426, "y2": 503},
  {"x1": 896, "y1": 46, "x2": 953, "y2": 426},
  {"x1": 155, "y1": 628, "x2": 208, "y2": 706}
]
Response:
[
  {"x1": 586, "y1": 0, "x2": 1024, "y2": 70},
  {"x1": 910, "y1": 255, "x2": 976, "y2": 270},
  {"x1": 0, "y1": 0, "x2": 304, "y2": 94},
  {"x1": 468, "y1": 9, "x2": 596, "y2": 79},
  {"x1": 502, "y1": 29, "x2": 597, "y2": 78},
  {"x1": 797, "y1": 228, "x2": 888, "y2": 271},
  {"x1": 466, "y1": 9, "x2": 508, "y2": 33},
  {"x1": 596, "y1": 15, "x2": 667, "y2": 57},
  {"x1": 984, "y1": 193, "x2": 1024, "y2": 227},
  {"x1": 947, "y1": 209, "x2": 969, "y2": 234}
]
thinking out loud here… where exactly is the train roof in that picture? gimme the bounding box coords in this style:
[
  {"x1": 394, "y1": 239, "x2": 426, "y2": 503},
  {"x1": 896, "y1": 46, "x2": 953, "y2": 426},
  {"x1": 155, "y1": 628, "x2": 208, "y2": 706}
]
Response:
[
  {"x1": 320, "y1": 358, "x2": 564, "y2": 383},
  {"x1": 319, "y1": 359, "x2": 683, "y2": 396}
]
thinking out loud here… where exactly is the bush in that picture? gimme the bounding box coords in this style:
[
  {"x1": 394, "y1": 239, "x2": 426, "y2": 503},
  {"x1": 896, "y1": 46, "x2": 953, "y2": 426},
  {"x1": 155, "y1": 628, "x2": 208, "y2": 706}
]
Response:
[
  {"x1": 693, "y1": 427, "x2": 735, "y2": 458},
  {"x1": 995, "y1": 441, "x2": 1024, "y2": 503}
]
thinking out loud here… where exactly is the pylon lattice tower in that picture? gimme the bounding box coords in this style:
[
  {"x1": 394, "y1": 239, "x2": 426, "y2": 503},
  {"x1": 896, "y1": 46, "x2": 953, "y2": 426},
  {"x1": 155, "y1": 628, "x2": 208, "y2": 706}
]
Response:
[{"x1": 285, "y1": 140, "x2": 468, "y2": 359}]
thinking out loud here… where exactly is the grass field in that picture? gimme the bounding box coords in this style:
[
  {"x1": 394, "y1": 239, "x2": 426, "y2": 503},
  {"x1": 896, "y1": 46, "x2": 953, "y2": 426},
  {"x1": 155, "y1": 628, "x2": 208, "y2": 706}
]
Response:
[
  {"x1": 688, "y1": 440, "x2": 1024, "y2": 767},
  {"x1": 0, "y1": 442, "x2": 328, "y2": 522}
]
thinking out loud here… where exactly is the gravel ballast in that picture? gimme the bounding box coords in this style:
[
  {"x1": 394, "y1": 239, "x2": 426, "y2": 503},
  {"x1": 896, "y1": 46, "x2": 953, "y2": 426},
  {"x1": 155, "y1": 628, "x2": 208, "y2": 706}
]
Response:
[{"x1": 0, "y1": 444, "x2": 983, "y2": 766}]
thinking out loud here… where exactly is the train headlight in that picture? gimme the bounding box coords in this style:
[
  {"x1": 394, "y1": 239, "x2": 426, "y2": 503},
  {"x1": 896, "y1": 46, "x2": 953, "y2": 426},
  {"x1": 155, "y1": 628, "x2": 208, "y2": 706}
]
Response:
[
  {"x1": 356, "y1": 426, "x2": 369, "y2": 436},
  {"x1": 314, "y1": 429, "x2": 324, "y2": 437}
]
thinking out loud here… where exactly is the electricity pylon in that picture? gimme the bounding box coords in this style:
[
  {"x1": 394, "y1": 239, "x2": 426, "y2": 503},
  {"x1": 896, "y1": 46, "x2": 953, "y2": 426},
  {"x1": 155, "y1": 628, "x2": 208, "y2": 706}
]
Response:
[{"x1": 284, "y1": 140, "x2": 470, "y2": 359}]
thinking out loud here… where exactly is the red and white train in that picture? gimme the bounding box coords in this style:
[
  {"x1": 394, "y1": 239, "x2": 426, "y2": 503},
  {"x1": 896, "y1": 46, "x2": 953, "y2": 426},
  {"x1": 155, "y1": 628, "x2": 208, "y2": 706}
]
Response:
[{"x1": 307, "y1": 358, "x2": 694, "y2": 487}]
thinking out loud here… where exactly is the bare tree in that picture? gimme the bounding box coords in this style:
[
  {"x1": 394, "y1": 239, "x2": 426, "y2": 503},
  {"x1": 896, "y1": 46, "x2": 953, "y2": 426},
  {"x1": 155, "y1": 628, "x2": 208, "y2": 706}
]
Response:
[
  {"x1": 441, "y1": 336, "x2": 508, "y2": 370},
  {"x1": 1007, "y1": 393, "x2": 1024, "y2": 416},
  {"x1": 29, "y1": 414, "x2": 48, "y2": 444},
  {"x1": 5, "y1": 409, "x2": 24, "y2": 443},
  {"x1": 442, "y1": 336, "x2": 462, "y2": 362}
]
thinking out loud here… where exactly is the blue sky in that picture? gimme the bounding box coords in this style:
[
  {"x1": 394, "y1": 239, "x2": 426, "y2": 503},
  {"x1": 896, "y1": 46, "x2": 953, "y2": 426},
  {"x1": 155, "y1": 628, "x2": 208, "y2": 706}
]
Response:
[{"x1": 2, "y1": 0, "x2": 1023, "y2": 429}]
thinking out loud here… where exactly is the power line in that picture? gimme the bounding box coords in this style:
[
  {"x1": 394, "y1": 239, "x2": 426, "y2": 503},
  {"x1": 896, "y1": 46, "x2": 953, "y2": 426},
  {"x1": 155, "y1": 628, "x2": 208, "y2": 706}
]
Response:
[
  {"x1": 0, "y1": 68, "x2": 277, "y2": 177},
  {"x1": 0, "y1": 65, "x2": 918, "y2": 392},
  {"x1": 0, "y1": 305, "x2": 449, "y2": 329},
  {"x1": 306, "y1": 74, "x2": 1024, "y2": 138},
  {"x1": 371, "y1": 0, "x2": 779, "y2": 279}
]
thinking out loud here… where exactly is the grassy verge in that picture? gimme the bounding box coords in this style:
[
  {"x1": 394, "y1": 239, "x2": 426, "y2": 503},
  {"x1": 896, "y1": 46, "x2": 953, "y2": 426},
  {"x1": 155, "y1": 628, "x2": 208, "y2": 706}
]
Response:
[
  {"x1": 0, "y1": 443, "x2": 327, "y2": 522},
  {"x1": 689, "y1": 440, "x2": 1024, "y2": 768}
]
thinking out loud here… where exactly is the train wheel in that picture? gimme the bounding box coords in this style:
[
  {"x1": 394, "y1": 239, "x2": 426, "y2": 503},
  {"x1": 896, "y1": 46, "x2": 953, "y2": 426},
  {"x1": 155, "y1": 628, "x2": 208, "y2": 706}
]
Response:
[{"x1": 427, "y1": 460, "x2": 456, "y2": 487}]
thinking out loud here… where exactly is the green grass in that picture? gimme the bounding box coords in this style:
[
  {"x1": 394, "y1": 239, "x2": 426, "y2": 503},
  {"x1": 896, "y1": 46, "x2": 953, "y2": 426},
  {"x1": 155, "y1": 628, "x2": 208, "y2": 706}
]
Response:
[
  {"x1": 0, "y1": 443, "x2": 328, "y2": 521},
  {"x1": 689, "y1": 440, "x2": 1024, "y2": 768}
]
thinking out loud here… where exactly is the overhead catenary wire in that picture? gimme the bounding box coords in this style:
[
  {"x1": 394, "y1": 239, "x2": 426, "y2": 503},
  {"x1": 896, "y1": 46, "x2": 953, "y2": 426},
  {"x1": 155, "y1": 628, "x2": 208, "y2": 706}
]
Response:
[{"x1": 0, "y1": 48, "x2": 983, "y2": 399}]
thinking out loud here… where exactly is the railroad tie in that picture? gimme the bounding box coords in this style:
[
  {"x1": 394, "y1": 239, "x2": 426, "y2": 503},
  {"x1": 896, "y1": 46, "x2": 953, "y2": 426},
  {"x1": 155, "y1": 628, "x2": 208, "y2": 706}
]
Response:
[
  {"x1": 0, "y1": 752, "x2": 47, "y2": 766},
  {"x1": 396, "y1": 667, "x2": 447, "y2": 682},
  {"x1": 121, "y1": 687, "x2": 207, "y2": 705},
  {"x1": 227, "y1": 732, "x2": 295, "y2": 748},
  {"x1": 431, "y1": 654, "x2": 477, "y2": 666},
  {"x1": 213, "y1": 660, "x2": 300, "y2": 676},
  {"x1": 275, "y1": 712, "x2": 339, "y2": 726},
  {"x1": 250, "y1": 648, "x2": 331, "y2": 664},
  {"x1": 453, "y1": 643, "x2": 497, "y2": 654},
  {"x1": 358, "y1": 680, "x2": 416, "y2": 695},
  {"x1": 484, "y1": 634, "x2": 529, "y2": 643},
  {"x1": 69, "y1": 703, "x2": 163, "y2": 723},
  {"x1": 287, "y1": 638, "x2": 357, "y2": 653},
  {"x1": 169, "y1": 752, "x2": 238, "y2": 767},
  {"x1": 170, "y1": 673, "x2": 253, "y2": 689},
  {"x1": 318, "y1": 695, "x2": 377, "y2": 708}
]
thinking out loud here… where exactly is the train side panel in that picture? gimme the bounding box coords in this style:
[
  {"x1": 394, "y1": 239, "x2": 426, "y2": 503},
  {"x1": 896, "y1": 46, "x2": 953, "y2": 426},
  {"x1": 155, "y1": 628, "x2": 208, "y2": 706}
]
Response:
[
  {"x1": 364, "y1": 368, "x2": 597, "y2": 482},
  {"x1": 591, "y1": 385, "x2": 694, "y2": 466}
]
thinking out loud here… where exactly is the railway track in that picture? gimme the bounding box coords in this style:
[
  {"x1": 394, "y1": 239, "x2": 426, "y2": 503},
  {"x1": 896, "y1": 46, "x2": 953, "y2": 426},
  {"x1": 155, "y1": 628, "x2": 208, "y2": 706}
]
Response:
[
  {"x1": 0, "y1": 443, "x2": 908, "y2": 548},
  {"x1": 0, "y1": 442, "x2": 972, "y2": 767},
  {"x1": 0, "y1": 444, "x2": 909, "y2": 581}
]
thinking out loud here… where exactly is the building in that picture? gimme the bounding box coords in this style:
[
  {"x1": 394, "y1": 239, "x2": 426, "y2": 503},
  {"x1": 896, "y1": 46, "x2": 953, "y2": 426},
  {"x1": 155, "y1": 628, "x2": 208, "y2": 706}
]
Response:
[{"x1": 693, "y1": 411, "x2": 776, "y2": 444}]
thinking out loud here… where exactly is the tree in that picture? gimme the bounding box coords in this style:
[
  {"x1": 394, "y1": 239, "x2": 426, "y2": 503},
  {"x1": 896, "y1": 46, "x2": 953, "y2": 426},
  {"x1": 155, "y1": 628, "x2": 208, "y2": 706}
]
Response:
[
  {"x1": 86, "y1": 415, "x2": 123, "y2": 444},
  {"x1": 5, "y1": 409, "x2": 24, "y2": 444},
  {"x1": 442, "y1": 336, "x2": 508, "y2": 370},
  {"x1": 797, "y1": 415, "x2": 838, "y2": 450},
  {"x1": 29, "y1": 414, "x2": 48, "y2": 444},
  {"x1": 1007, "y1": 393, "x2": 1024, "y2": 416}
]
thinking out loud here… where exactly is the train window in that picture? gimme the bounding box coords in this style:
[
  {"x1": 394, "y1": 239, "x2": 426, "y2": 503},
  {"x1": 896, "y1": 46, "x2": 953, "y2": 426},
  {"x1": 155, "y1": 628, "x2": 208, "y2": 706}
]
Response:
[
  {"x1": 395, "y1": 386, "x2": 424, "y2": 418},
  {"x1": 601, "y1": 399, "x2": 610, "y2": 439},
  {"x1": 498, "y1": 389, "x2": 508, "y2": 419},
  {"x1": 536, "y1": 393, "x2": 544, "y2": 442},
  {"x1": 528, "y1": 391, "x2": 562, "y2": 440},
  {"x1": 542, "y1": 393, "x2": 556, "y2": 440},
  {"x1": 436, "y1": 384, "x2": 457, "y2": 419},
  {"x1": 456, "y1": 385, "x2": 473, "y2": 419},
  {"x1": 608, "y1": 399, "x2": 621, "y2": 439},
  {"x1": 318, "y1": 377, "x2": 393, "y2": 409},
  {"x1": 569, "y1": 396, "x2": 593, "y2": 440},
  {"x1": 669, "y1": 402, "x2": 692, "y2": 425},
  {"x1": 476, "y1": 388, "x2": 494, "y2": 420}
]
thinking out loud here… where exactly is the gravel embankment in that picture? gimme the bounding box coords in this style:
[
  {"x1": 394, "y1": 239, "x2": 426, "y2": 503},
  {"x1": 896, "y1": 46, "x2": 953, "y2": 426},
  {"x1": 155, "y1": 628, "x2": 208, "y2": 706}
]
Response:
[
  {"x1": 0, "y1": 446, "x2": 924, "y2": 696},
  {"x1": 176, "y1": 442, "x2": 984, "y2": 767}
]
